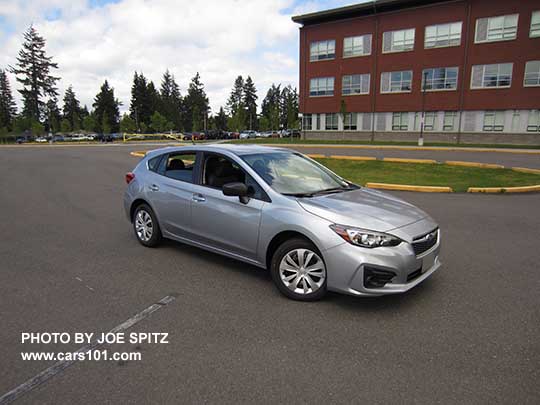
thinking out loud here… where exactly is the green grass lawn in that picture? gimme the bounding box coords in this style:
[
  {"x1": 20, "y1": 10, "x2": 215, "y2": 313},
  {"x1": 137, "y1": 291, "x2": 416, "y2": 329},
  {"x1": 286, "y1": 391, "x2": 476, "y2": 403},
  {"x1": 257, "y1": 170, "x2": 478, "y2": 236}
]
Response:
[
  {"x1": 314, "y1": 159, "x2": 540, "y2": 192},
  {"x1": 229, "y1": 138, "x2": 540, "y2": 149}
]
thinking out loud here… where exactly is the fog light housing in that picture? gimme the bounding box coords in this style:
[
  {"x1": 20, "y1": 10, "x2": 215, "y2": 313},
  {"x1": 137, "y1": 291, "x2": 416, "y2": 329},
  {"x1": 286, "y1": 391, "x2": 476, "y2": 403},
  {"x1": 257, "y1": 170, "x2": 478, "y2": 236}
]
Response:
[{"x1": 363, "y1": 267, "x2": 396, "y2": 288}]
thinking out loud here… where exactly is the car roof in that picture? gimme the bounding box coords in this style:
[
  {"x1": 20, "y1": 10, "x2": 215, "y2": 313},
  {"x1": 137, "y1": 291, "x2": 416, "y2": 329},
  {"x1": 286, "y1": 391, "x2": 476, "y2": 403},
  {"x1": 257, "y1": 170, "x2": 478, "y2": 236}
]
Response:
[{"x1": 146, "y1": 143, "x2": 294, "y2": 157}]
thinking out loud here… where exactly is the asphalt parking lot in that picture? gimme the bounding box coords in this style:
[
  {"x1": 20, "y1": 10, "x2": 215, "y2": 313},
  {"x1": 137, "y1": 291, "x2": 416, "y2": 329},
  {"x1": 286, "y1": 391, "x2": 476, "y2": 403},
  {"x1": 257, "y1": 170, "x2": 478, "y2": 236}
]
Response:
[{"x1": 0, "y1": 144, "x2": 539, "y2": 404}]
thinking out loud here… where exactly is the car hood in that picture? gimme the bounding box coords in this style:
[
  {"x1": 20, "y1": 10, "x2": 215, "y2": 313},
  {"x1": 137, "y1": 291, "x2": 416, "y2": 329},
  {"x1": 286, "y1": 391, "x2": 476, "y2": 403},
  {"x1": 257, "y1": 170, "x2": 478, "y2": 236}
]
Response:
[{"x1": 297, "y1": 187, "x2": 430, "y2": 232}]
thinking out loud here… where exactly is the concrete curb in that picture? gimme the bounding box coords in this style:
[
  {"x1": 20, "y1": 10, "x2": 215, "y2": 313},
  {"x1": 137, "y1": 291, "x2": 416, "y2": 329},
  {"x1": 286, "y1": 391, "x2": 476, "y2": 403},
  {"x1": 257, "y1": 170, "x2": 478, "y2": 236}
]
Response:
[
  {"x1": 260, "y1": 143, "x2": 540, "y2": 155},
  {"x1": 366, "y1": 183, "x2": 453, "y2": 193},
  {"x1": 445, "y1": 160, "x2": 505, "y2": 169}
]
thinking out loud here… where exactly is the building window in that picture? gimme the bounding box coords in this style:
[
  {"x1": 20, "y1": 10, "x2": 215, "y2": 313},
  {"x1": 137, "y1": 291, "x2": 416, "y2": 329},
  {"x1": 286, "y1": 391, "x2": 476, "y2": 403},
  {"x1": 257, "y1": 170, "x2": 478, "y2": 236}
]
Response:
[
  {"x1": 527, "y1": 110, "x2": 540, "y2": 132},
  {"x1": 530, "y1": 11, "x2": 540, "y2": 37},
  {"x1": 342, "y1": 74, "x2": 370, "y2": 95},
  {"x1": 424, "y1": 112, "x2": 437, "y2": 131},
  {"x1": 343, "y1": 113, "x2": 357, "y2": 130},
  {"x1": 471, "y1": 63, "x2": 513, "y2": 89},
  {"x1": 475, "y1": 14, "x2": 518, "y2": 43},
  {"x1": 524, "y1": 61, "x2": 540, "y2": 87},
  {"x1": 422, "y1": 67, "x2": 459, "y2": 91},
  {"x1": 392, "y1": 112, "x2": 408, "y2": 131},
  {"x1": 325, "y1": 113, "x2": 338, "y2": 130},
  {"x1": 302, "y1": 114, "x2": 312, "y2": 131},
  {"x1": 343, "y1": 34, "x2": 372, "y2": 57},
  {"x1": 382, "y1": 28, "x2": 415, "y2": 53},
  {"x1": 310, "y1": 40, "x2": 335, "y2": 61},
  {"x1": 381, "y1": 71, "x2": 413, "y2": 93},
  {"x1": 483, "y1": 111, "x2": 505, "y2": 131},
  {"x1": 425, "y1": 22, "x2": 462, "y2": 48},
  {"x1": 511, "y1": 110, "x2": 520, "y2": 132},
  {"x1": 309, "y1": 77, "x2": 334, "y2": 97},
  {"x1": 315, "y1": 114, "x2": 320, "y2": 130},
  {"x1": 443, "y1": 112, "x2": 457, "y2": 131}
]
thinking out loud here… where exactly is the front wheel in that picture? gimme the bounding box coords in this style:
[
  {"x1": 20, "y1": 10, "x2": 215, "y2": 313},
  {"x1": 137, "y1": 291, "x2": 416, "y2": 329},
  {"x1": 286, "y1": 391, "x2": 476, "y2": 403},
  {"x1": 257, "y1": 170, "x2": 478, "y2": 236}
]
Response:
[
  {"x1": 270, "y1": 238, "x2": 327, "y2": 301},
  {"x1": 133, "y1": 204, "x2": 162, "y2": 247}
]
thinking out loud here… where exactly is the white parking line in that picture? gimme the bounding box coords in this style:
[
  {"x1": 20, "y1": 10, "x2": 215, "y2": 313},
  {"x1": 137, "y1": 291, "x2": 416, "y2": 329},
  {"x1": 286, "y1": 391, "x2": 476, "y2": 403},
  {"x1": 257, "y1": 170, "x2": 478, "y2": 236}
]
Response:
[{"x1": 0, "y1": 295, "x2": 176, "y2": 404}]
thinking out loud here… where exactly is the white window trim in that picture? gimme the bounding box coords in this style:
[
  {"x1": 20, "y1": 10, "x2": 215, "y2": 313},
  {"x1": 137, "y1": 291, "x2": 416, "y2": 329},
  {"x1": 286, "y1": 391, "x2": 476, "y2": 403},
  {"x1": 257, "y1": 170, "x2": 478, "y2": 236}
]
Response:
[
  {"x1": 309, "y1": 40, "x2": 336, "y2": 62},
  {"x1": 470, "y1": 64, "x2": 513, "y2": 90},
  {"x1": 422, "y1": 67, "x2": 459, "y2": 92},
  {"x1": 474, "y1": 14, "x2": 519, "y2": 44},
  {"x1": 325, "y1": 113, "x2": 339, "y2": 131},
  {"x1": 382, "y1": 28, "x2": 415, "y2": 54},
  {"x1": 342, "y1": 34, "x2": 372, "y2": 58},
  {"x1": 530, "y1": 11, "x2": 540, "y2": 38},
  {"x1": 391, "y1": 112, "x2": 409, "y2": 131},
  {"x1": 341, "y1": 74, "x2": 370, "y2": 96},
  {"x1": 523, "y1": 61, "x2": 540, "y2": 87},
  {"x1": 309, "y1": 77, "x2": 335, "y2": 97},
  {"x1": 343, "y1": 112, "x2": 358, "y2": 131},
  {"x1": 442, "y1": 111, "x2": 457, "y2": 131},
  {"x1": 380, "y1": 71, "x2": 413, "y2": 94},
  {"x1": 424, "y1": 22, "x2": 462, "y2": 49}
]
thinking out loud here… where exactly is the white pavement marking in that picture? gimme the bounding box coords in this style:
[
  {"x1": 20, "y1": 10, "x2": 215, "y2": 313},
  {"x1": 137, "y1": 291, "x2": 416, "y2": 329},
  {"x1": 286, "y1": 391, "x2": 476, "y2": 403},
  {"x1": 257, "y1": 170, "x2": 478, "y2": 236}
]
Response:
[{"x1": 0, "y1": 295, "x2": 176, "y2": 404}]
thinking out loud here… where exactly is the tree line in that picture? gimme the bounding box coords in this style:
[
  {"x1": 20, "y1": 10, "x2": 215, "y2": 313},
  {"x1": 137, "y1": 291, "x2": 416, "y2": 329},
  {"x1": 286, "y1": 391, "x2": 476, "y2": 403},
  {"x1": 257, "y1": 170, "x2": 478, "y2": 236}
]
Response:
[{"x1": 0, "y1": 26, "x2": 299, "y2": 137}]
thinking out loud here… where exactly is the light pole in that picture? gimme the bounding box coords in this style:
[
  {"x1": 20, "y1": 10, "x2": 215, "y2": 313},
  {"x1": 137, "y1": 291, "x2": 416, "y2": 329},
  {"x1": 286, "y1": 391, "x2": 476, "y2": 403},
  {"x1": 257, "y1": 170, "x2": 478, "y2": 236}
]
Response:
[{"x1": 419, "y1": 71, "x2": 428, "y2": 146}]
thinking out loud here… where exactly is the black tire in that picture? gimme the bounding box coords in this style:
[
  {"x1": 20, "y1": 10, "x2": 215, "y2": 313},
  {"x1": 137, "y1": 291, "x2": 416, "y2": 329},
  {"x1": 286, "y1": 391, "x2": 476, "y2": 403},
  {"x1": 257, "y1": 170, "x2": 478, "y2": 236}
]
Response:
[
  {"x1": 132, "y1": 203, "x2": 162, "y2": 247},
  {"x1": 270, "y1": 238, "x2": 327, "y2": 301}
]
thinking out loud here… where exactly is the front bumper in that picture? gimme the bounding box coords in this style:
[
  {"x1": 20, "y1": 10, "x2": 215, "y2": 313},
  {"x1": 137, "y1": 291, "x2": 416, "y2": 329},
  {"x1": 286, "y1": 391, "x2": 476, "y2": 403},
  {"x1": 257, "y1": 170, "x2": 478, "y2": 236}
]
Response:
[{"x1": 323, "y1": 227, "x2": 441, "y2": 297}]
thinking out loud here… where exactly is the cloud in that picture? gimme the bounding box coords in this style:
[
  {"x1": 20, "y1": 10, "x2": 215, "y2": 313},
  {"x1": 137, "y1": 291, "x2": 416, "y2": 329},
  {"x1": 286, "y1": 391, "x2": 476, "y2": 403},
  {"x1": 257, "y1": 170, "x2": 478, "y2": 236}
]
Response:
[{"x1": 0, "y1": 0, "x2": 302, "y2": 113}]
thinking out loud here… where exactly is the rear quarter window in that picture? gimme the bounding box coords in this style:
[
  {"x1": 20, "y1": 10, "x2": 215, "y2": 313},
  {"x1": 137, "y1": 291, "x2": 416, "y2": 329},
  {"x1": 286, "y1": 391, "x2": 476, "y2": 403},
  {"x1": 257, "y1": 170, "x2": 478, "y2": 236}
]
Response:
[{"x1": 147, "y1": 155, "x2": 163, "y2": 173}]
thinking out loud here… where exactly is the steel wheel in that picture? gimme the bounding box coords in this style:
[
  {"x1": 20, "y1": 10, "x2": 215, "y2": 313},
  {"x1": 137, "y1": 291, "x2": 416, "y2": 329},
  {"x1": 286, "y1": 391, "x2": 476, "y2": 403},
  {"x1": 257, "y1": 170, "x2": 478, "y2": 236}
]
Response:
[
  {"x1": 279, "y1": 248, "x2": 326, "y2": 295},
  {"x1": 135, "y1": 209, "x2": 153, "y2": 242}
]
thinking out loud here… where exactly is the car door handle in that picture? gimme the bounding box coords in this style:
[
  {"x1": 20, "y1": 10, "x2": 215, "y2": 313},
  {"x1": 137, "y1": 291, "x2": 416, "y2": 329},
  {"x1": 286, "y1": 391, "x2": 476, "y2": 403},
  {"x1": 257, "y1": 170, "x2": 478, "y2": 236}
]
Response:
[
  {"x1": 149, "y1": 184, "x2": 159, "y2": 192},
  {"x1": 192, "y1": 194, "x2": 206, "y2": 202}
]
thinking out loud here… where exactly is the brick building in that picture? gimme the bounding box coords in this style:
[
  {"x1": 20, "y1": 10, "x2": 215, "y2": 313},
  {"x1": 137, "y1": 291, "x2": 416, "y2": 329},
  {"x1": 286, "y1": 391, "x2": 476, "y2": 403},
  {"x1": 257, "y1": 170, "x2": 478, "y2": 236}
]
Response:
[{"x1": 292, "y1": 0, "x2": 540, "y2": 144}]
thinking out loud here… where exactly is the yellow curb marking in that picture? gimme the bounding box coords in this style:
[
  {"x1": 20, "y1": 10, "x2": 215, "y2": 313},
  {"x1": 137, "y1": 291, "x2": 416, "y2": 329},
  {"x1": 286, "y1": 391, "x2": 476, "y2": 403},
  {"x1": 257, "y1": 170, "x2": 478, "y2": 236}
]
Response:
[
  {"x1": 511, "y1": 167, "x2": 540, "y2": 175},
  {"x1": 329, "y1": 155, "x2": 377, "y2": 161},
  {"x1": 445, "y1": 160, "x2": 504, "y2": 169},
  {"x1": 382, "y1": 157, "x2": 437, "y2": 164},
  {"x1": 130, "y1": 151, "x2": 147, "y2": 157},
  {"x1": 261, "y1": 143, "x2": 540, "y2": 155},
  {"x1": 467, "y1": 185, "x2": 540, "y2": 193},
  {"x1": 306, "y1": 154, "x2": 326, "y2": 158},
  {"x1": 366, "y1": 182, "x2": 453, "y2": 193}
]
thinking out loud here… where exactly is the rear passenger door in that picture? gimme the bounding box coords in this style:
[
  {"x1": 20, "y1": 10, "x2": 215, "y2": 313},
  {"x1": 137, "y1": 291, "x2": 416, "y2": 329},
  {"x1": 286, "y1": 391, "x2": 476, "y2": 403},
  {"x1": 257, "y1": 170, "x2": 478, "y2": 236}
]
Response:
[{"x1": 149, "y1": 151, "x2": 199, "y2": 240}]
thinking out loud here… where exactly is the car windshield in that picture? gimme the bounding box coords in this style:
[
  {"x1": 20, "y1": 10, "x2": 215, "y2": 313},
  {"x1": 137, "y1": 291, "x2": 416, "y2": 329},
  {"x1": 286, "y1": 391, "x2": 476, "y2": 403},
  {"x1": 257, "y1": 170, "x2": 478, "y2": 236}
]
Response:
[{"x1": 241, "y1": 152, "x2": 354, "y2": 196}]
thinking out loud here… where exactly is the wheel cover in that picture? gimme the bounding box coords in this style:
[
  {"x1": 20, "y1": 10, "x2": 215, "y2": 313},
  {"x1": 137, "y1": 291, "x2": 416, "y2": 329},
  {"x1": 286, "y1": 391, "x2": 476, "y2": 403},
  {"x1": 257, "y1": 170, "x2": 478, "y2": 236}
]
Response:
[
  {"x1": 279, "y1": 248, "x2": 326, "y2": 295},
  {"x1": 135, "y1": 210, "x2": 153, "y2": 242}
]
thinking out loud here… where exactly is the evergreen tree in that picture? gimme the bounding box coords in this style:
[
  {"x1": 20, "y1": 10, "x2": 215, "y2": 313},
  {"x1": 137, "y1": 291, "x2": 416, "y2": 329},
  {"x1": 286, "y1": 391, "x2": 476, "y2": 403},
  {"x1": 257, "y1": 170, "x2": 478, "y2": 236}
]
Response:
[
  {"x1": 150, "y1": 111, "x2": 171, "y2": 133},
  {"x1": 82, "y1": 112, "x2": 96, "y2": 132},
  {"x1": 215, "y1": 107, "x2": 228, "y2": 131},
  {"x1": 184, "y1": 73, "x2": 209, "y2": 132},
  {"x1": 93, "y1": 80, "x2": 120, "y2": 134},
  {"x1": 261, "y1": 84, "x2": 281, "y2": 130},
  {"x1": 280, "y1": 85, "x2": 299, "y2": 129},
  {"x1": 147, "y1": 81, "x2": 160, "y2": 119},
  {"x1": 9, "y1": 26, "x2": 59, "y2": 122},
  {"x1": 45, "y1": 97, "x2": 61, "y2": 133},
  {"x1": 226, "y1": 76, "x2": 244, "y2": 117},
  {"x1": 62, "y1": 85, "x2": 82, "y2": 131},
  {"x1": 60, "y1": 118, "x2": 71, "y2": 133},
  {"x1": 243, "y1": 76, "x2": 258, "y2": 130},
  {"x1": 227, "y1": 102, "x2": 247, "y2": 132},
  {"x1": 159, "y1": 69, "x2": 183, "y2": 131},
  {"x1": 0, "y1": 69, "x2": 17, "y2": 131},
  {"x1": 119, "y1": 113, "x2": 137, "y2": 133},
  {"x1": 129, "y1": 72, "x2": 152, "y2": 131}
]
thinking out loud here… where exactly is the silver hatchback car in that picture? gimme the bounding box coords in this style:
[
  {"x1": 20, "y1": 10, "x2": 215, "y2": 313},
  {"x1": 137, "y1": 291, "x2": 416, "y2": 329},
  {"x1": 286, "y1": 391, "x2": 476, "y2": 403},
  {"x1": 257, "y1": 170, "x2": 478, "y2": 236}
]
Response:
[{"x1": 124, "y1": 145, "x2": 441, "y2": 301}]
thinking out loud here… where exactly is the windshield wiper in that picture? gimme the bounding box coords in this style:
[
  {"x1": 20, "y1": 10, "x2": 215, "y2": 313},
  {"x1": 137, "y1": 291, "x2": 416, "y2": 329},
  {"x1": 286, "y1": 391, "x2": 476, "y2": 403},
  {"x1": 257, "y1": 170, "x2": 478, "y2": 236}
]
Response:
[
  {"x1": 282, "y1": 192, "x2": 316, "y2": 198},
  {"x1": 311, "y1": 185, "x2": 358, "y2": 196}
]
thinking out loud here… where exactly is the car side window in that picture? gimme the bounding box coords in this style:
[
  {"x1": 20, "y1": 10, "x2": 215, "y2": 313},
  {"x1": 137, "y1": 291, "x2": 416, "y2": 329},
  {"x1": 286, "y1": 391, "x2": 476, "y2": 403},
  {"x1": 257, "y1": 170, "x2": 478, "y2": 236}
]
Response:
[
  {"x1": 159, "y1": 153, "x2": 197, "y2": 183},
  {"x1": 147, "y1": 155, "x2": 163, "y2": 173},
  {"x1": 202, "y1": 154, "x2": 269, "y2": 202}
]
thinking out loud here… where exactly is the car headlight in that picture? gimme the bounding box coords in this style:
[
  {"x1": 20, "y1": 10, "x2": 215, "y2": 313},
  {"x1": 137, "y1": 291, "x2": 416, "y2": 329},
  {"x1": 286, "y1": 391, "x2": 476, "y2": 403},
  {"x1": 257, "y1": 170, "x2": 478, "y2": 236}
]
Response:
[{"x1": 330, "y1": 224, "x2": 402, "y2": 248}]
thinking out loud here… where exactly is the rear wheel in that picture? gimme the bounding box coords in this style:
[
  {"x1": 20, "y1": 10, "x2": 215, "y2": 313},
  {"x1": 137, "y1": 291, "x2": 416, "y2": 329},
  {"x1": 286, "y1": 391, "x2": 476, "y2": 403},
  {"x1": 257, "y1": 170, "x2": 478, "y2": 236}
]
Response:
[
  {"x1": 270, "y1": 238, "x2": 327, "y2": 301},
  {"x1": 133, "y1": 204, "x2": 162, "y2": 247}
]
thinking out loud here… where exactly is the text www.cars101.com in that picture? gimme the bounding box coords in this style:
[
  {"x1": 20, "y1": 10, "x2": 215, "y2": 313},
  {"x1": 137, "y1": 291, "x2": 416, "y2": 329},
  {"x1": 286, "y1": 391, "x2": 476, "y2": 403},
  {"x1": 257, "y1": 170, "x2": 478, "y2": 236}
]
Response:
[{"x1": 21, "y1": 350, "x2": 142, "y2": 362}]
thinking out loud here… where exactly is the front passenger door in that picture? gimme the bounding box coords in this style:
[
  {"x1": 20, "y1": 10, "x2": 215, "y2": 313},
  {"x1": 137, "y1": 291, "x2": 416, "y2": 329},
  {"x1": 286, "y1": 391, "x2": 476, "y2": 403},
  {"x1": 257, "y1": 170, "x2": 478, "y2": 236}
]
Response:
[{"x1": 190, "y1": 153, "x2": 267, "y2": 261}]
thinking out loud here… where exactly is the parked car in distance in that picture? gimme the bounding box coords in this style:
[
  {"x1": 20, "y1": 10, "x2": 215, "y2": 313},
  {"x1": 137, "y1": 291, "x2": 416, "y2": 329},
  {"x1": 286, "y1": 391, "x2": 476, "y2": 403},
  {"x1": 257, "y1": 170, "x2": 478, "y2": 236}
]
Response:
[
  {"x1": 239, "y1": 130, "x2": 257, "y2": 139},
  {"x1": 51, "y1": 135, "x2": 65, "y2": 142},
  {"x1": 35, "y1": 137, "x2": 48, "y2": 143},
  {"x1": 124, "y1": 145, "x2": 441, "y2": 301},
  {"x1": 16, "y1": 137, "x2": 28, "y2": 144}
]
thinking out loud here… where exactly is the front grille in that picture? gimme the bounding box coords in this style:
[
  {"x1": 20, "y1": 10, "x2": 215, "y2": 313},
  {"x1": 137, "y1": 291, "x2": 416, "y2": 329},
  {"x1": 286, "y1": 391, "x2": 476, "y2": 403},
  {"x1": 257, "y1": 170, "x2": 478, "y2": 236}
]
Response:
[{"x1": 412, "y1": 228, "x2": 438, "y2": 256}]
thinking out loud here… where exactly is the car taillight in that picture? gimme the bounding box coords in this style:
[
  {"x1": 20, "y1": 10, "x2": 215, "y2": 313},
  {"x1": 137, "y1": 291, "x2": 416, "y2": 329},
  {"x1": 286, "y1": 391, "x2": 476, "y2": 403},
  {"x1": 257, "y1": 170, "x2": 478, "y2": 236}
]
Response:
[{"x1": 125, "y1": 172, "x2": 135, "y2": 184}]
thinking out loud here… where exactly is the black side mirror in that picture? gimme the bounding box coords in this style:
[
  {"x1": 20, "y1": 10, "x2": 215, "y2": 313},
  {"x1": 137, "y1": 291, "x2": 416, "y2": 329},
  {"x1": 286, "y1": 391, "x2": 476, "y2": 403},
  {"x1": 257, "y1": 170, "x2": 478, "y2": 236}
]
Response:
[{"x1": 222, "y1": 182, "x2": 250, "y2": 204}]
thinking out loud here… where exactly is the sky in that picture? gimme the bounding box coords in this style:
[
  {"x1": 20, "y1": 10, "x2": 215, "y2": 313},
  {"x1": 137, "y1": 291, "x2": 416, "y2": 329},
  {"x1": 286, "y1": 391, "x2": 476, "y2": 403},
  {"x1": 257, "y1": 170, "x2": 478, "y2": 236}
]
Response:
[{"x1": 0, "y1": 0, "x2": 363, "y2": 114}]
